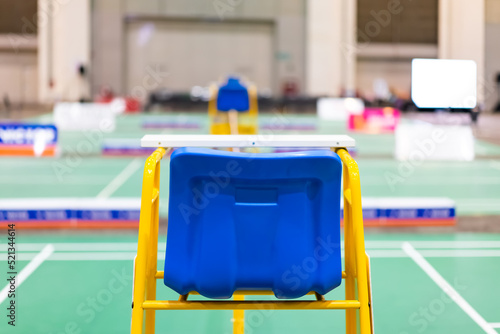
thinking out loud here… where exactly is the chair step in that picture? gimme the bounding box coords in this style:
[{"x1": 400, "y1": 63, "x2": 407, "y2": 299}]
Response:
[{"x1": 142, "y1": 300, "x2": 361, "y2": 310}]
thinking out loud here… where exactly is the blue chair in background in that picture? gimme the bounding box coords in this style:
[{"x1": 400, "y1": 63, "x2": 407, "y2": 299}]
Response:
[
  {"x1": 209, "y1": 77, "x2": 258, "y2": 135},
  {"x1": 216, "y1": 77, "x2": 250, "y2": 112}
]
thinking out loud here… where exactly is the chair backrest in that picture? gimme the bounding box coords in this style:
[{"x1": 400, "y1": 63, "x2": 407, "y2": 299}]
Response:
[
  {"x1": 164, "y1": 148, "x2": 343, "y2": 299},
  {"x1": 216, "y1": 77, "x2": 250, "y2": 112}
]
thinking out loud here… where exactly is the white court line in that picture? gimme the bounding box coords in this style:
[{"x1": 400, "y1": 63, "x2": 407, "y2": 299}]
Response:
[
  {"x1": 365, "y1": 241, "x2": 500, "y2": 249},
  {"x1": 402, "y1": 242, "x2": 497, "y2": 334},
  {"x1": 14, "y1": 242, "x2": 141, "y2": 252},
  {"x1": 3, "y1": 249, "x2": 500, "y2": 261},
  {"x1": 362, "y1": 179, "x2": 500, "y2": 186},
  {"x1": 7, "y1": 241, "x2": 500, "y2": 252},
  {"x1": 0, "y1": 252, "x2": 152, "y2": 261},
  {"x1": 0, "y1": 244, "x2": 54, "y2": 305},
  {"x1": 489, "y1": 323, "x2": 500, "y2": 328},
  {"x1": 96, "y1": 158, "x2": 143, "y2": 199},
  {"x1": 418, "y1": 250, "x2": 500, "y2": 257},
  {"x1": 368, "y1": 249, "x2": 500, "y2": 258}
]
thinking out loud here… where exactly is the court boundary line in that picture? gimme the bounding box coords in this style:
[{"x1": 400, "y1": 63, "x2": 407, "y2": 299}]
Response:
[
  {"x1": 4, "y1": 249, "x2": 500, "y2": 261},
  {"x1": 96, "y1": 158, "x2": 143, "y2": 199},
  {"x1": 6, "y1": 241, "x2": 500, "y2": 251},
  {"x1": 402, "y1": 242, "x2": 497, "y2": 334},
  {"x1": 0, "y1": 244, "x2": 54, "y2": 305}
]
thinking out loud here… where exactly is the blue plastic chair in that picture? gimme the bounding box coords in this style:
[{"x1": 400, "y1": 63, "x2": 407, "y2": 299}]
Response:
[
  {"x1": 164, "y1": 148, "x2": 343, "y2": 298},
  {"x1": 216, "y1": 77, "x2": 250, "y2": 112},
  {"x1": 131, "y1": 142, "x2": 374, "y2": 334}
]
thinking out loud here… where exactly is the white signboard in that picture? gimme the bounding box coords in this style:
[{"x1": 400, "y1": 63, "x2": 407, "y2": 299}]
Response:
[
  {"x1": 395, "y1": 123, "x2": 475, "y2": 161},
  {"x1": 54, "y1": 103, "x2": 116, "y2": 131},
  {"x1": 317, "y1": 98, "x2": 364, "y2": 121},
  {"x1": 411, "y1": 59, "x2": 477, "y2": 109}
]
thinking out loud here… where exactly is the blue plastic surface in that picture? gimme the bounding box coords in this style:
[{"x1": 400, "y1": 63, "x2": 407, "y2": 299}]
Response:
[
  {"x1": 216, "y1": 77, "x2": 250, "y2": 112},
  {"x1": 164, "y1": 148, "x2": 343, "y2": 299}
]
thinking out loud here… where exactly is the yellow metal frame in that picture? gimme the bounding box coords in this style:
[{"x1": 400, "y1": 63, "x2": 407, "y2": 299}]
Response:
[
  {"x1": 131, "y1": 147, "x2": 373, "y2": 334},
  {"x1": 208, "y1": 84, "x2": 259, "y2": 135}
]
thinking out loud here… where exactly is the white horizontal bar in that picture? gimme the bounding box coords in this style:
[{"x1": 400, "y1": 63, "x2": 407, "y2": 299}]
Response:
[
  {"x1": 361, "y1": 197, "x2": 455, "y2": 209},
  {"x1": 141, "y1": 135, "x2": 355, "y2": 148},
  {"x1": 0, "y1": 197, "x2": 452, "y2": 211}
]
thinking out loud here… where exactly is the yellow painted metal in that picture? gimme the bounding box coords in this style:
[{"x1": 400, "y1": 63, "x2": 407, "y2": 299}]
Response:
[
  {"x1": 233, "y1": 295, "x2": 245, "y2": 334},
  {"x1": 151, "y1": 188, "x2": 159, "y2": 203},
  {"x1": 131, "y1": 147, "x2": 373, "y2": 334},
  {"x1": 366, "y1": 255, "x2": 375, "y2": 333},
  {"x1": 340, "y1": 148, "x2": 357, "y2": 334},
  {"x1": 336, "y1": 148, "x2": 373, "y2": 334},
  {"x1": 131, "y1": 148, "x2": 168, "y2": 334},
  {"x1": 142, "y1": 300, "x2": 361, "y2": 310}
]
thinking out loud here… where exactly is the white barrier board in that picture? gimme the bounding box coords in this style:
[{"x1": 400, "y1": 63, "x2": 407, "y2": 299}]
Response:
[
  {"x1": 54, "y1": 103, "x2": 116, "y2": 131},
  {"x1": 395, "y1": 123, "x2": 475, "y2": 161},
  {"x1": 317, "y1": 98, "x2": 364, "y2": 121}
]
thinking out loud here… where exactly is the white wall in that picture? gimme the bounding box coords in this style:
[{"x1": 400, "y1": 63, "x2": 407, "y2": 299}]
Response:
[
  {"x1": 0, "y1": 34, "x2": 38, "y2": 104},
  {"x1": 439, "y1": 0, "x2": 485, "y2": 104},
  {"x1": 92, "y1": 0, "x2": 306, "y2": 97},
  {"x1": 0, "y1": 50, "x2": 38, "y2": 104},
  {"x1": 125, "y1": 20, "x2": 274, "y2": 97},
  {"x1": 306, "y1": 0, "x2": 356, "y2": 96},
  {"x1": 485, "y1": 0, "x2": 500, "y2": 111},
  {"x1": 356, "y1": 44, "x2": 438, "y2": 99},
  {"x1": 38, "y1": 0, "x2": 91, "y2": 102},
  {"x1": 91, "y1": 0, "x2": 124, "y2": 99},
  {"x1": 356, "y1": 59, "x2": 412, "y2": 99},
  {"x1": 29, "y1": 0, "x2": 497, "y2": 105}
]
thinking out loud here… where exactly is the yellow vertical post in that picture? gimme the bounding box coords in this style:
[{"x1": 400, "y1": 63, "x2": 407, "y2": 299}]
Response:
[
  {"x1": 341, "y1": 157, "x2": 357, "y2": 334},
  {"x1": 233, "y1": 295, "x2": 245, "y2": 334},
  {"x1": 131, "y1": 148, "x2": 167, "y2": 334},
  {"x1": 366, "y1": 255, "x2": 375, "y2": 333},
  {"x1": 246, "y1": 85, "x2": 258, "y2": 135},
  {"x1": 145, "y1": 156, "x2": 162, "y2": 334},
  {"x1": 336, "y1": 148, "x2": 371, "y2": 334}
]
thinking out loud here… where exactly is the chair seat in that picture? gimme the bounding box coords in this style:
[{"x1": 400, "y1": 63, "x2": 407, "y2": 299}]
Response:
[{"x1": 164, "y1": 148, "x2": 343, "y2": 299}]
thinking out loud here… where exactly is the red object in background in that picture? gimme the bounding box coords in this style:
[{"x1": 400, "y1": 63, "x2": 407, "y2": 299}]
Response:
[
  {"x1": 124, "y1": 97, "x2": 141, "y2": 113},
  {"x1": 282, "y1": 80, "x2": 299, "y2": 97},
  {"x1": 96, "y1": 86, "x2": 115, "y2": 103},
  {"x1": 96, "y1": 96, "x2": 141, "y2": 113},
  {"x1": 97, "y1": 96, "x2": 114, "y2": 104},
  {"x1": 96, "y1": 85, "x2": 140, "y2": 112}
]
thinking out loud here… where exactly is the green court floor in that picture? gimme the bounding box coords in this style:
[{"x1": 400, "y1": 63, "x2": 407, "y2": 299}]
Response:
[
  {"x1": 1, "y1": 112, "x2": 500, "y2": 333},
  {"x1": 1, "y1": 154, "x2": 500, "y2": 216},
  {"x1": 1, "y1": 112, "x2": 500, "y2": 216},
  {"x1": 1, "y1": 233, "x2": 500, "y2": 333}
]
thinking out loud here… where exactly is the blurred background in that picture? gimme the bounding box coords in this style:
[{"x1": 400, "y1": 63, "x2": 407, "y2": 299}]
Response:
[
  {"x1": 0, "y1": 0, "x2": 498, "y2": 113},
  {"x1": 1, "y1": 1, "x2": 500, "y2": 334}
]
